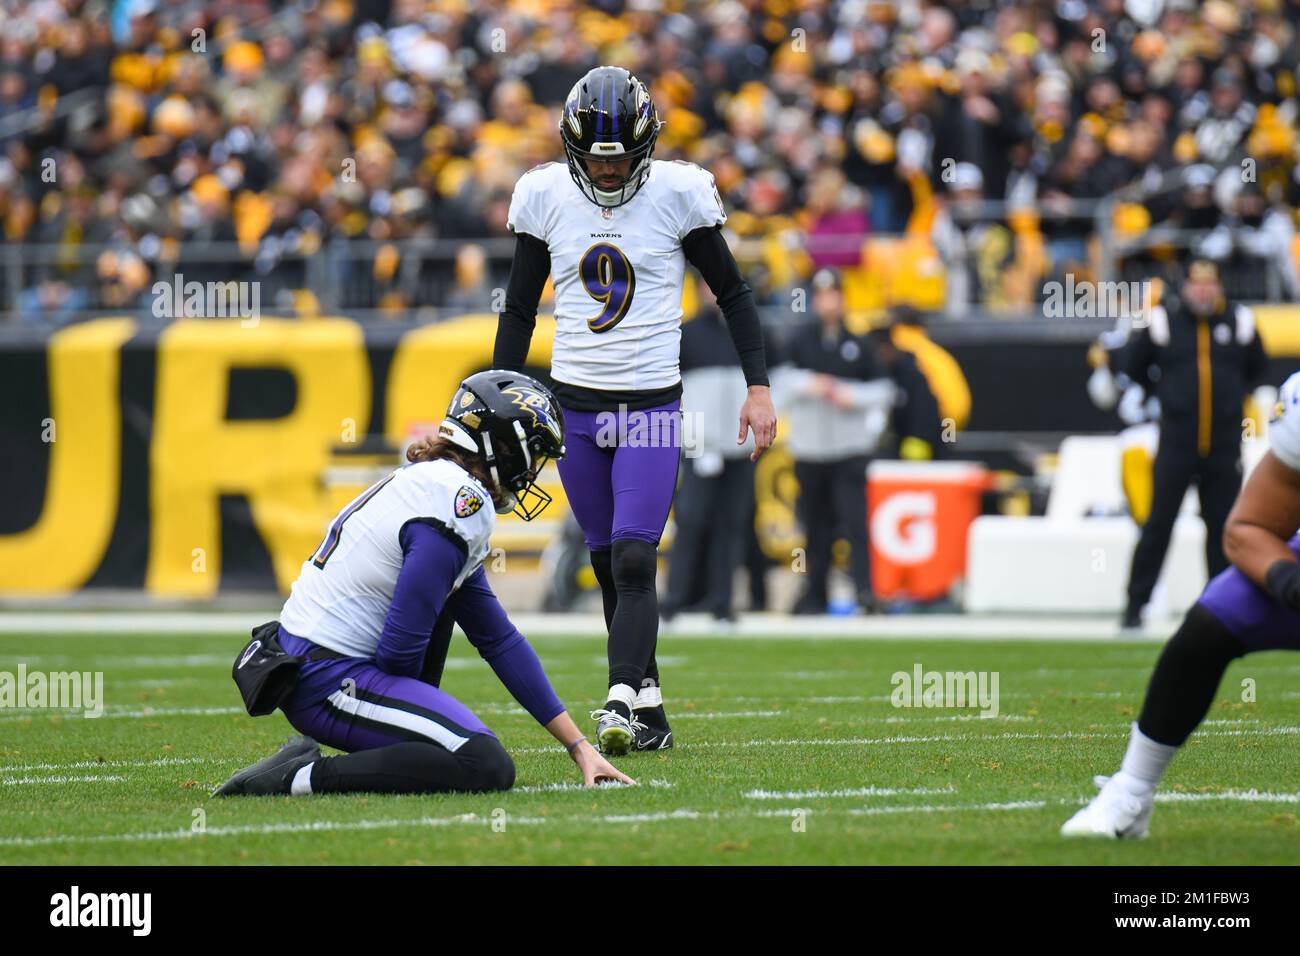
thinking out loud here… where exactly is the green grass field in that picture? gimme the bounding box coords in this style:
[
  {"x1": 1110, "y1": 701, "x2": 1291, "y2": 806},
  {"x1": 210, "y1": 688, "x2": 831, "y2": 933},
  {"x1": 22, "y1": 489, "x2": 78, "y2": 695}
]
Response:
[{"x1": 1, "y1": 629, "x2": 1298, "y2": 865}]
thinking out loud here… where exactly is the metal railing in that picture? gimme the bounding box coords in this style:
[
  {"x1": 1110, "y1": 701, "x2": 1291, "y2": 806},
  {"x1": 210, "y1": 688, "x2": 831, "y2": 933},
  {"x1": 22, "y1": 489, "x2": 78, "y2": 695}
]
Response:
[{"x1": 4, "y1": 199, "x2": 1293, "y2": 326}]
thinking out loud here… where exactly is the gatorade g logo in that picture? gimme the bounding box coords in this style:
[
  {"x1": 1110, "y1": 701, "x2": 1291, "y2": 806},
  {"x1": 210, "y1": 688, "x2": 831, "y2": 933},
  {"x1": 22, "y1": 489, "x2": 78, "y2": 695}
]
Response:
[{"x1": 871, "y1": 491, "x2": 936, "y2": 565}]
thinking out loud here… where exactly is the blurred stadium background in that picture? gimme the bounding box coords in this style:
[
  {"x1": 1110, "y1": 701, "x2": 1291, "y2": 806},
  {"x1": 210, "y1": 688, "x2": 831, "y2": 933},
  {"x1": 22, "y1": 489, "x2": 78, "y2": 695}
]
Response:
[{"x1": 4, "y1": 0, "x2": 1300, "y2": 623}]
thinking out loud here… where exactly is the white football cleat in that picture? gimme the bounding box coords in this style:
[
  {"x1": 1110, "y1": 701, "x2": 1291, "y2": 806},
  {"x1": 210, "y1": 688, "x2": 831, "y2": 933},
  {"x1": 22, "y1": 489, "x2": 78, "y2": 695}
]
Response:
[
  {"x1": 590, "y1": 708, "x2": 634, "y2": 756},
  {"x1": 1061, "y1": 774, "x2": 1154, "y2": 839}
]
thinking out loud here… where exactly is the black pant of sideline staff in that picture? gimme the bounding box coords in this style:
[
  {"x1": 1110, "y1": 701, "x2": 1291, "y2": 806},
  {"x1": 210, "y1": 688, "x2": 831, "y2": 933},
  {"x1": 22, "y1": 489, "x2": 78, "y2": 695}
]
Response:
[
  {"x1": 1125, "y1": 434, "x2": 1242, "y2": 621},
  {"x1": 664, "y1": 458, "x2": 755, "y2": 621},
  {"x1": 793, "y1": 455, "x2": 874, "y2": 613}
]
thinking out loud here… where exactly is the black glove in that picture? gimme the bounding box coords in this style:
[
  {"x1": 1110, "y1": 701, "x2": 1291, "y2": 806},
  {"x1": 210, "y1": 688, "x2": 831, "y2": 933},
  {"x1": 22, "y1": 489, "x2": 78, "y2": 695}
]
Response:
[{"x1": 1264, "y1": 560, "x2": 1300, "y2": 610}]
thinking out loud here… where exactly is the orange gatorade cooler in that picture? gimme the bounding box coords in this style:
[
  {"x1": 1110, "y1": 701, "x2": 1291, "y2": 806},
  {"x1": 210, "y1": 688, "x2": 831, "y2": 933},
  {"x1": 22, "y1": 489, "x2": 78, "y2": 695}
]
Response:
[{"x1": 867, "y1": 460, "x2": 991, "y2": 601}]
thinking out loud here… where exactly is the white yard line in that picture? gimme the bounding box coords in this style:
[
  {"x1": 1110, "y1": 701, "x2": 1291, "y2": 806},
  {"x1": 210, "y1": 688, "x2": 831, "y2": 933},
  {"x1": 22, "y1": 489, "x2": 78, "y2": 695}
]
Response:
[
  {"x1": 0, "y1": 611, "x2": 1177, "y2": 641},
  {"x1": 879, "y1": 714, "x2": 1034, "y2": 723},
  {"x1": 512, "y1": 726, "x2": 1300, "y2": 753},
  {"x1": 806, "y1": 692, "x2": 1128, "y2": 703},
  {"x1": 0, "y1": 705, "x2": 244, "y2": 722},
  {"x1": 0, "y1": 756, "x2": 214, "y2": 773},
  {"x1": 1, "y1": 774, "x2": 126, "y2": 785},
  {"x1": 844, "y1": 800, "x2": 1049, "y2": 816},
  {"x1": 0, "y1": 813, "x2": 549, "y2": 848},
  {"x1": 1154, "y1": 789, "x2": 1300, "y2": 804},
  {"x1": 6, "y1": 655, "x2": 232, "y2": 668},
  {"x1": 744, "y1": 785, "x2": 956, "y2": 800},
  {"x1": 511, "y1": 779, "x2": 674, "y2": 794},
  {"x1": 6, "y1": 787, "x2": 1296, "y2": 849}
]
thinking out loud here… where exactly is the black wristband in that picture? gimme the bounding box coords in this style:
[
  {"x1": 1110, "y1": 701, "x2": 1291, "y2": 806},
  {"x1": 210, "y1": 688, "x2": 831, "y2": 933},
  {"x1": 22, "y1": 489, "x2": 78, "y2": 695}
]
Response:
[{"x1": 1264, "y1": 559, "x2": 1300, "y2": 609}]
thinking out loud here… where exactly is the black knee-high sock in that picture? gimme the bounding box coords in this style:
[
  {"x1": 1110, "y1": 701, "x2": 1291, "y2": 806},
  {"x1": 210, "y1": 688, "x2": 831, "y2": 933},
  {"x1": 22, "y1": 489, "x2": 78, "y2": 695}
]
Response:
[
  {"x1": 607, "y1": 538, "x2": 660, "y2": 693},
  {"x1": 309, "y1": 736, "x2": 515, "y2": 795},
  {"x1": 590, "y1": 549, "x2": 618, "y2": 631},
  {"x1": 1137, "y1": 604, "x2": 1247, "y2": 747}
]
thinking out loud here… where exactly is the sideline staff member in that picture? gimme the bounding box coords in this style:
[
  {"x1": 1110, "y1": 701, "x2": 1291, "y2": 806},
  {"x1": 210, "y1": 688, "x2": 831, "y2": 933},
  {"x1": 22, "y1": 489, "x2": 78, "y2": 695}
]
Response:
[
  {"x1": 779, "y1": 268, "x2": 895, "y2": 614},
  {"x1": 1118, "y1": 260, "x2": 1267, "y2": 628}
]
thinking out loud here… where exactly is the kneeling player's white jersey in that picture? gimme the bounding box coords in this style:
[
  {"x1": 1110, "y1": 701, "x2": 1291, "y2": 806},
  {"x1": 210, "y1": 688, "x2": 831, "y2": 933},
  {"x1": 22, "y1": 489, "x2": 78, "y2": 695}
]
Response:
[
  {"x1": 279, "y1": 459, "x2": 495, "y2": 657},
  {"x1": 508, "y1": 159, "x2": 726, "y2": 392},
  {"x1": 1271, "y1": 372, "x2": 1300, "y2": 473}
]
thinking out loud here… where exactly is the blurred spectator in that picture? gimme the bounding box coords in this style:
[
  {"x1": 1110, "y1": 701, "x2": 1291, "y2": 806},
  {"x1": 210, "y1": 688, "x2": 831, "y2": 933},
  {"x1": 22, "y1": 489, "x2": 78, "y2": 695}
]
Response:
[
  {"x1": 445, "y1": 242, "x2": 491, "y2": 312},
  {"x1": 0, "y1": 0, "x2": 1297, "y2": 322},
  {"x1": 1200, "y1": 182, "x2": 1300, "y2": 299},
  {"x1": 887, "y1": 305, "x2": 971, "y2": 432},
  {"x1": 774, "y1": 268, "x2": 894, "y2": 615},
  {"x1": 1116, "y1": 259, "x2": 1267, "y2": 629},
  {"x1": 663, "y1": 292, "x2": 758, "y2": 625},
  {"x1": 803, "y1": 165, "x2": 870, "y2": 270},
  {"x1": 17, "y1": 275, "x2": 88, "y2": 325},
  {"x1": 864, "y1": 324, "x2": 945, "y2": 462}
]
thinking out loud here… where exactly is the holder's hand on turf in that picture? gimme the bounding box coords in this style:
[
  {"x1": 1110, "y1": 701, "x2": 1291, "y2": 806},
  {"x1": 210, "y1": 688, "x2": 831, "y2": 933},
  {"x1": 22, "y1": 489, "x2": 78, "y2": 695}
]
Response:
[
  {"x1": 546, "y1": 711, "x2": 636, "y2": 787},
  {"x1": 571, "y1": 740, "x2": 636, "y2": 787},
  {"x1": 739, "y1": 384, "x2": 777, "y2": 461}
]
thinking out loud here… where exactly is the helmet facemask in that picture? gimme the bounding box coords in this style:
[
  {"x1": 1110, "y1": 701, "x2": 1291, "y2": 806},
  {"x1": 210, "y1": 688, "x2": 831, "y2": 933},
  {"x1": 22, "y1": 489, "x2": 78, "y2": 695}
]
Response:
[
  {"x1": 440, "y1": 371, "x2": 566, "y2": 522},
  {"x1": 564, "y1": 135, "x2": 658, "y2": 208},
  {"x1": 483, "y1": 422, "x2": 560, "y2": 521},
  {"x1": 560, "y1": 67, "x2": 662, "y2": 209}
]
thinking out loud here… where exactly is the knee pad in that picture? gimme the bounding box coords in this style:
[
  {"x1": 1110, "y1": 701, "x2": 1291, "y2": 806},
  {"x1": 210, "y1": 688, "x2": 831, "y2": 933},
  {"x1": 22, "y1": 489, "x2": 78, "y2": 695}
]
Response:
[
  {"x1": 611, "y1": 538, "x2": 657, "y2": 593},
  {"x1": 458, "y1": 734, "x2": 516, "y2": 792}
]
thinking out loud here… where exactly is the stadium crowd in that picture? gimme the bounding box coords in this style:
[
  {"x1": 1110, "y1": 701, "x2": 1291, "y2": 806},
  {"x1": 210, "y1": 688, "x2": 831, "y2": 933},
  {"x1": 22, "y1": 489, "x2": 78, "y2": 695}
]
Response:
[{"x1": 2, "y1": 0, "x2": 1300, "y2": 322}]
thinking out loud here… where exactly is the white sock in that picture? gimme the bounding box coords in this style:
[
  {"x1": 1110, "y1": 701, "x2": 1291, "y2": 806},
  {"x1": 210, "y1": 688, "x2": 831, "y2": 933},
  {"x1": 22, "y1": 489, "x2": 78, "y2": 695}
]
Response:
[
  {"x1": 605, "y1": 683, "x2": 637, "y2": 713},
  {"x1": 290, "y1": 762, "x2": 314, "y2": 796},
  {"x1": 634, "y1": 684, "x2": 663, "y2": 710},
  {"x1": 1118, "y1": 723, "x2": 1178, "y2": 793}
]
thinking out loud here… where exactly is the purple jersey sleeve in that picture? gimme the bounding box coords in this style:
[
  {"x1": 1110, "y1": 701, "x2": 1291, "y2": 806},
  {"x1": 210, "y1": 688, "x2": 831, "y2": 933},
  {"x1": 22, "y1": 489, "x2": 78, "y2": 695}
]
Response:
[
  {"x1": 445, "y1": 566, "x2": 566, "y2": 727},
  {"x1": 374, "y1": 521, "x2": 464, "y2": 677}
]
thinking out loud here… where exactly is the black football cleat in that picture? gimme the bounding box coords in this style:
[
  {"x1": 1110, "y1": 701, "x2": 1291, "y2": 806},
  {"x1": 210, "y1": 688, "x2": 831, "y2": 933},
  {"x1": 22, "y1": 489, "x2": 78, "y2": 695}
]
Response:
[
  {"x1": 213, "y1": 735, "x2": 321, "y2": 797},
  {"x1": 631, "y1": 710, "x2": 674, "y2": 751}
]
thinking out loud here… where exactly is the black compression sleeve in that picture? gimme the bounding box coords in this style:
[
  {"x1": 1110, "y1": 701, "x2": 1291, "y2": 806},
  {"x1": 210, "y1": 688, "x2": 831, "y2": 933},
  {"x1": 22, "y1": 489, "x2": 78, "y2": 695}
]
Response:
[
  {"x1": 493, "y1": 232, "x2": 551, "y2": 370},
  {"x1": 682, "y1": 225, "x2": 769, "y2": 387}
]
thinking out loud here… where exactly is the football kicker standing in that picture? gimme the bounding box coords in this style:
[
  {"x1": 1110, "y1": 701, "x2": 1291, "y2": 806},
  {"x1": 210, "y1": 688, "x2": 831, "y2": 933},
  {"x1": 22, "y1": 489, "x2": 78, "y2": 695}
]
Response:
[
  {"x1": 493, "y1": 66, "x2": 777, "y2": 755},
  {"x1": 1062, "y1": 370, "x2": 1300, "y2": 838},
  {"x1": 215, "y1": 371, "x2": 632, "y2": 797}
]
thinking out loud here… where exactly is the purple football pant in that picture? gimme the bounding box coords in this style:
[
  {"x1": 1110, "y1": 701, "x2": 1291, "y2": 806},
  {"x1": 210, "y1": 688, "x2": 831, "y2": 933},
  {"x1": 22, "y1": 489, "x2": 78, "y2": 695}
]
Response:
[
  {"x1": 1198, "y1": 534, "x2": 1300, "y2": 652},
  {"x1": 557, "y1": 400, "x2": 682, "y2": 550},
  {"x1": 278, "y1": 630, "x2": 493, "y2": 754}
]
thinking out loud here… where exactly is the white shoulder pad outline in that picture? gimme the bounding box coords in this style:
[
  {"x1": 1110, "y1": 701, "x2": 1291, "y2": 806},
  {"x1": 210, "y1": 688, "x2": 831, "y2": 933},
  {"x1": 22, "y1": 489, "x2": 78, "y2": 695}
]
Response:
[
  {"x1": 406, "y1": 459, "x2": 496, "y2": 540},
  {"x1": 660, "y1": 160, "x2": 726, "y2": 237},
  {"x1": 507, "y1": 162, "x2": 563, "y2": 240}
]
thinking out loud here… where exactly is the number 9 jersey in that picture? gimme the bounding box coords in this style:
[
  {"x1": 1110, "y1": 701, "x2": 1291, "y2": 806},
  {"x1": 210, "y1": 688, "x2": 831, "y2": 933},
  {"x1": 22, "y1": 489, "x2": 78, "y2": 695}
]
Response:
[{"x1": 507, "y1": 159, "x2": 727, "y2": 392}]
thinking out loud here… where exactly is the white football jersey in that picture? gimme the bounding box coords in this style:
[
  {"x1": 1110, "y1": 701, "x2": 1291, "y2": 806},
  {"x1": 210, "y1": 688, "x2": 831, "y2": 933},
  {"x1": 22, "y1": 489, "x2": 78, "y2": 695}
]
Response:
[
  {"x1": 508, "y1": 159, "x2": 726, "y2": 391},
  {"x1": 1270, "y1": 371, "x2": 1300, "y2": 472},
  {"x1": 279, "y1": 458, "x2": 495, "y2": 657}
]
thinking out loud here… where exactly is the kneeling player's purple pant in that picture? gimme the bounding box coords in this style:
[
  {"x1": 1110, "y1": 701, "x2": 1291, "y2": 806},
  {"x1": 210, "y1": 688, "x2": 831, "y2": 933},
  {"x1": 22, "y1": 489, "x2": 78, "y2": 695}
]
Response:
[
  {"x1": 1198, "y1": 533, "x2": 1300, "y2": 652},
  {"x1": 278, "y1": 629, "x2": 493, "y2": 754},
  {"x1": 557, "y1": 400, "x2": 682, "y2": 551}
]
